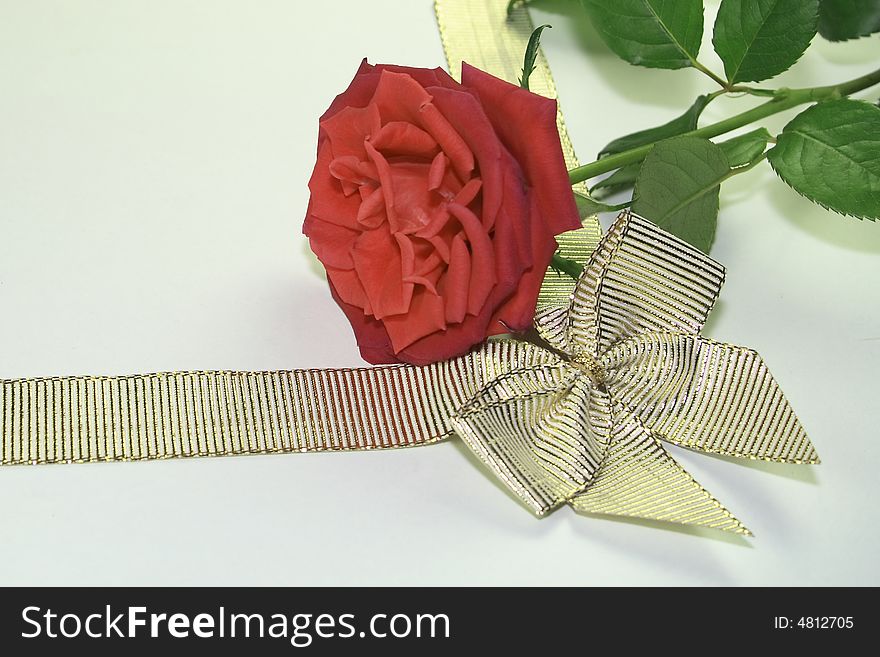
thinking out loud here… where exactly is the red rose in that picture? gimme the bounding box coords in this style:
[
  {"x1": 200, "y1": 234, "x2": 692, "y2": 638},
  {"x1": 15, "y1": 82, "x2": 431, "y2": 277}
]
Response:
[{"x1": 303, "y1": 60, "x2": 580, "y2": 365}]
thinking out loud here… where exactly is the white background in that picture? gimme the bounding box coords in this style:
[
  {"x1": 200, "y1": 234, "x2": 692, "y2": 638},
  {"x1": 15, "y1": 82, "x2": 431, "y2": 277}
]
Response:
[{"x1": 1, "y1": 0, "x2": 877, "y2": 586}]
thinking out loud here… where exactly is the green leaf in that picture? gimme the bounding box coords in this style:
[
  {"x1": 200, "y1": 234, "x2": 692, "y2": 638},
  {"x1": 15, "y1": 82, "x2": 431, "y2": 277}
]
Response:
[
  {"x1": 550, "y1": 250, "x2": 584, "y2": 280},
  {"x1": 818, "y1": 0, "x2": 880, "y2": 40},
  {"x1": 632, "y1": 136, "x2": 731, "y2": 252},
  {"x1": 598, "y1": 95, "x2": 711, "y2": 157},
  {"x1": 717, "y1": 128, "x2": 773, "y2": 167},
  {"x1": 591, "y1": 164, "x2": 640, "y2": 197},
  {"x1": 712, "y1": 0, "x2": 819, "y2": 84},
  {"x1": 767, "y1": 98, "x2": 880, "y2": 220},
  {"x1": 520, "y1": 24, "x2": 552, "y2": 90},
  {"x1": 574, "y1": 191, "x2": 632, "y2": 216},
  {"x1": 581, "y1": 0, "x2": 704, "y2": 69},
  {"x1": 591, "y1": 95, "x2": 712, "y2": 199}
]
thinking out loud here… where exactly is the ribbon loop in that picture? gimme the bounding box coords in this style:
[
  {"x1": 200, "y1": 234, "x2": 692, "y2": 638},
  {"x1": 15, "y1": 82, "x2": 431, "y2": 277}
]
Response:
[{"x1": 537, "y1": 211, "x2": 726, "y2": 355}]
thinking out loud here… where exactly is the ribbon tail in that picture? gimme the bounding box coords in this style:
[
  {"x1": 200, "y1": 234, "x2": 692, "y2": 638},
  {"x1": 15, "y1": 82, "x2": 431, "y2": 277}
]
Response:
[
  {"x1": 569, "y1": 405, "x2": 750, "y2": 535},
  {"x1": 605, "y1": 332, "x2": 819, "y2": 464},
  {"x1": 0, "y1": 341, "x2": 554, "y2": 465}
]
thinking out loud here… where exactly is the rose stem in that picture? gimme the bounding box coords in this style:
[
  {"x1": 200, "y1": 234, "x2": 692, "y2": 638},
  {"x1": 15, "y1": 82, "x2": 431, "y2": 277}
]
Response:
[{"x1": 567, "y1": 66, "x2": 880, "y2": 186}]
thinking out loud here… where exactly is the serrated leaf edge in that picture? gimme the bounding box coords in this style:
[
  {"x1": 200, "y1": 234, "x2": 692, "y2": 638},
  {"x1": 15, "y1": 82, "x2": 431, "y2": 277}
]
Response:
[{"x1": 767, "y1": 153, "x2": 877, "y2": 221}]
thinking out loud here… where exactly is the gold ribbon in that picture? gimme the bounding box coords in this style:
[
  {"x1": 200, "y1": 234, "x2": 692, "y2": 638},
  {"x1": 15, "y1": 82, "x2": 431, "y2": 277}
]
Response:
[
  {"x1": 0, "y1": 341, "x2": 555, "y2": 462},
  {"x1": 0, "y1": 0, "x2": 818, "y2": 535}
]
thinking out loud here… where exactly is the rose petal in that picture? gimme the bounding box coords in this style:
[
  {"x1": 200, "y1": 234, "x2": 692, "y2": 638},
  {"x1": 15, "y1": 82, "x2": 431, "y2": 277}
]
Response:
[
  {"x1": 427, "y1": 152, "x2": 448, "y2": 191},
  {"x1": 306, "y1": 145, "x2": 361, "y2": 230},
  {"x1": 371, "y1": 121, "x2": 439, "y2": 159},
  {"x1": 460, "y1": 62, "x2": 580, "y2": 234},
  {"x1": 363, "y1": 140, "x2": 399, "y2": 231},
  {"x1": 356, "y1": 186, "x2": 387, "y2": 228},
  {"x1": 382, "y1": 289, "x2": 447, "y2": 354},
  {"x1": 414, "y1": 205, "x2": 452, "y2": 240},
  {"x1": 394, "y1": 232, "x2": 415, "y2": 279},
  {"x1": 443, "y1": 233, "x2": 470, "y2": 324},
  {"x1": 329, "y1": 154, "x2": 379, "y2": 192},
  {"x1": 326, "y1": 276, "x2": 397, "y2": 364},
  {"x1": 396, "y1": 281, "x2": 516, "y2": 366},
  {"x1": 429, "y1": 234, "x2": 451, "y2": 263},
  {"x1": 370, "y1": 70, "x2": 433, "y2": 124},
  {"x1": 407, "y1": 245, "x2": 446, "y2": 295},
  {"x1": 492, "y1": 192, "x2": 557, "y2": 332},
  {"x1": 447, "y1": 202, "x2": 495, "y2": 315},
  {"x1": 387, "y1": 161, "x2": 441, "y2": 234},
  {"x1": 303, "y1": 216, "x2": 359, "y2": 270},
  {"x1": 371, "y1": 63, "x2": 459, "y2": 91},
  {"x1": 351, "y1": 226, "x2": 413, "y2": 319},
  {"x1": 454, "y1": 177, "x2": 482, "y2": 208},
  {"x1": 320, "y1": 104, "x2": 381, "y2": 159},
  {"x1": 326, "y1": 266, "x2": 371, "y2": 315},
  {"x1": 403, "y1": 273, "x2": 440, "y2": 296},
  {"x1": 414, "y1": 248, "x2": 444, "y2": 276},
  {"x1": 319, "y1": 59, "x2": 379, "y2": 124},
  {"x1": 428, "y1": 86, "x2": 503, "y2": 230},
  {"x1": 418, "y1": 102, "x2": 474, "y2": 181},
  {"x1": 496, "y1": 160, "x2": 531, "y2": 267}
]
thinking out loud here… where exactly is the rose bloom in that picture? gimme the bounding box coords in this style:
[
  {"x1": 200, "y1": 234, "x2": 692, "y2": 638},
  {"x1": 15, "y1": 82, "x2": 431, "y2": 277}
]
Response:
[{"x1": 304, "y1": 60, "x2": 580, "y2": 365}]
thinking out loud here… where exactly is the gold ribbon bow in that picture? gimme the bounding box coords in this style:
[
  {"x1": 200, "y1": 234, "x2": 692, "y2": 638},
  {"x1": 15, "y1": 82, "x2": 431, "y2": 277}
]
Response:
[{"x1": 453, "y1": 211, "x2": 818, "y2": 534}]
